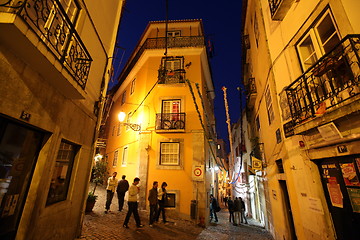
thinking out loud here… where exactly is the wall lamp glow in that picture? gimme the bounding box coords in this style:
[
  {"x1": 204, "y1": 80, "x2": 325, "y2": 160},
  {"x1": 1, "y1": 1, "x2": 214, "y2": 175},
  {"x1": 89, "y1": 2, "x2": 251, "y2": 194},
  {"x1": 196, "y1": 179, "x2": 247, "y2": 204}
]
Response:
[{"x1": 118, "y1": 112, "x2": 141, "y2": 131}]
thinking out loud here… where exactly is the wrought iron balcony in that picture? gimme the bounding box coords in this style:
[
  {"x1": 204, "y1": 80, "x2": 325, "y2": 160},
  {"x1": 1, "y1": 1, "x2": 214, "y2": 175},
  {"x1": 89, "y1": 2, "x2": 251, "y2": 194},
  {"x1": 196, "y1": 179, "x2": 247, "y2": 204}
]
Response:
[
  {"x1": 286, "y1": 35, "x2": 360, "y2": 125},
  {"x1": 246, "y1": 77, "x2": 257, "y2": 107},
  {"x1": 0, "y1": 0, "x2": 92, "y2": 90},
  {"x1": 155, "y1": 113, "x2": 186, "y2": 131},
  {"x1": 268, "y1": 0, "x2": 294, "y2": 20},
  {"x1": 158, "y1": 68, "x2": 186, "y2": 84}
]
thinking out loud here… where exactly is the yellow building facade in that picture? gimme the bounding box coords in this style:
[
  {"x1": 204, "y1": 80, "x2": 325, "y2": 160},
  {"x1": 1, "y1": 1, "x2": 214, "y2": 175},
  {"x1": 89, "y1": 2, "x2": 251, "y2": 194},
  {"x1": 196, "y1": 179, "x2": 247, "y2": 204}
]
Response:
[
  {"x1": 104, "y1": 19, "x2": 217, "y2": 223},
  {"x1": 243, "y1": 0, "x2": 360, "y2": 239},
  {"x1": 0, "y1": 0, "x2": 124, "y2": 239}
]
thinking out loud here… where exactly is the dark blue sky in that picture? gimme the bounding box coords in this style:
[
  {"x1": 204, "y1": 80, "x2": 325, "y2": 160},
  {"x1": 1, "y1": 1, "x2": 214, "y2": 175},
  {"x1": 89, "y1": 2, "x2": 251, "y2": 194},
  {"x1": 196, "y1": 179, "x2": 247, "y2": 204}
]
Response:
[{"x1": 110, "y1": 0, "x2": 243, "y2": 146}]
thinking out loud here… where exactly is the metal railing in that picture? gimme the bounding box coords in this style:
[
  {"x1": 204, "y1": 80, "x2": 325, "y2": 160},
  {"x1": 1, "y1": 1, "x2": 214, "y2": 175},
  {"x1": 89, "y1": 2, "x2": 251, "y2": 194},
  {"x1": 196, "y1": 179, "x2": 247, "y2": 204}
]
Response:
[
  {"x1": 246, "y1": 77, "x2": 257, "y2": 95},
  {"x1": 286, "y1": 35, "x2": 360, "y2": 125},
  {"x1": 158, "y1": 68, "x2": 186, "y2": 84},
  {"x1": 268, "y1": 0, "x2": 283, "y2": 17},
  {"x1": 155, "y1": 113, "x2": 186, "y2": 130},
  {"x1": 119, "y1": 36, "x2": 204, "y2": 83},
  {"x1": 1, "y1": 0, "x2": 92, "y2": 89}
]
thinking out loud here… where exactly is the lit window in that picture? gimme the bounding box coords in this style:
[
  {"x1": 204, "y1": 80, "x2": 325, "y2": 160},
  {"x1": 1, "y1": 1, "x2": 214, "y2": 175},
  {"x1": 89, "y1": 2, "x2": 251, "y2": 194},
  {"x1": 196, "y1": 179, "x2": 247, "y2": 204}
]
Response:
[
  {"x1": 160, "y1": 142, "x2": 180, "y2": 165},
  {"x1": 167, "y1": 30, "x2": 181, "y2": 37},
  {"x1": 46, "y1": 140, "x2": 78, "y2": 205}
]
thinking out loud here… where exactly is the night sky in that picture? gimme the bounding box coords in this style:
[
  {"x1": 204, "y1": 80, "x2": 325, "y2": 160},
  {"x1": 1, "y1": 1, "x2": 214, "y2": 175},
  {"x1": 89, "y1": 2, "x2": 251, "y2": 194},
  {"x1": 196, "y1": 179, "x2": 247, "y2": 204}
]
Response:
[{"x1": 110, "y1": 0, "x2": 244, "y2": 148}]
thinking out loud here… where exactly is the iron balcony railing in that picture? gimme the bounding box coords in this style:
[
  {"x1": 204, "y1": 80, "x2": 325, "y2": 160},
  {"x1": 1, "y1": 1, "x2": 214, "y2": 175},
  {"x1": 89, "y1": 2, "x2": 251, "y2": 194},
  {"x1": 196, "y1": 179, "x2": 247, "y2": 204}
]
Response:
[
  {"x1": 1, "y1": 0, "x2": 92, "y2": 89},
  {"x1": 155, "y1": 113, "x2": 186, "y2": 131},
  {"x1": 268, "y1": 0, "x2": 283, "y2": 17},
  {"x1": 246, "y1": 77, "x2": 257, "y2": 95},
  {"x1": 119, "y1": 36, "x2": 205, "y2": 83},
  {"x1": 158, "y1": 68, "x2": 186, "y2": 84},
  {"x1": 286, "y1": 34, "x2": 360, "y2": 125}
]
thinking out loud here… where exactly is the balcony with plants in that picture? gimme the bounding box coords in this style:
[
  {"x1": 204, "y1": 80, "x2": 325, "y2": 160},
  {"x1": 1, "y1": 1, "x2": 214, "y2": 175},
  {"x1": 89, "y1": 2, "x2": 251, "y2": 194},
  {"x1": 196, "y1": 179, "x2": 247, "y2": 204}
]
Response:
[
  {"x1": 285, "y1": 34, "x2": 360, "y2": 131},
  {"x1": 0, "y1": 0, "x2": 92, "y2": 98}
]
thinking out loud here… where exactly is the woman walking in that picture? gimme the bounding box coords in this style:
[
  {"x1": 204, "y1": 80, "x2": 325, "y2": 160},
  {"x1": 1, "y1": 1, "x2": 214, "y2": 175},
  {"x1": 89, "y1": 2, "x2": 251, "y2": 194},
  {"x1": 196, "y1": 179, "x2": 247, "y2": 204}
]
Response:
[{"x1": 156, "y1": 182, "x2": 168, "y2": 223}]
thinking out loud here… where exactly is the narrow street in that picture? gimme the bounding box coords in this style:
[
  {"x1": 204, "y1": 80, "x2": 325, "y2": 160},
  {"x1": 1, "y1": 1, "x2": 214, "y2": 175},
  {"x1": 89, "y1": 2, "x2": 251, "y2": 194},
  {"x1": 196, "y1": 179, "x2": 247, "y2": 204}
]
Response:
[{"x1": 77, "y1": 186, "x2": 272, "y2": 240}]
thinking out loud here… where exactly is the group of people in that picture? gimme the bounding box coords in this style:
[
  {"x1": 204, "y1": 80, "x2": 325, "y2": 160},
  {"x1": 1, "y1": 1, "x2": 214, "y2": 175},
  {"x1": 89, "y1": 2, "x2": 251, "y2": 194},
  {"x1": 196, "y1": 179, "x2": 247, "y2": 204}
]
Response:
[
  {"x1": 104, "y1": 172, "x2": 168, "y2": 228},
  {"x1": 210, "y1": 194, "x2": 248, "y2": 225}
]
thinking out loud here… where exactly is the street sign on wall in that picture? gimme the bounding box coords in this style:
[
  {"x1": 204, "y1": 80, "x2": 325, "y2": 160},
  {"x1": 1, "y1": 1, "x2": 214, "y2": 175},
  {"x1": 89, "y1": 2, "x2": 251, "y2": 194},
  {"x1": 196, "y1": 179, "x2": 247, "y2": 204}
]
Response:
[{"x1": 192, "y1": 165, "x2": 204, "y2": 181}]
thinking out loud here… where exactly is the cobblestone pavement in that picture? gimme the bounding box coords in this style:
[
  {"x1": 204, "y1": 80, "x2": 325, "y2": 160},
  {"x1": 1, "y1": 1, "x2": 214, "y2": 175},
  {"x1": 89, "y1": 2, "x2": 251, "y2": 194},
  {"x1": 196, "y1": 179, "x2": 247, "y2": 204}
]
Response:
[{"x1": 77, "y1": 185, "x2": 273, "y2": 240}]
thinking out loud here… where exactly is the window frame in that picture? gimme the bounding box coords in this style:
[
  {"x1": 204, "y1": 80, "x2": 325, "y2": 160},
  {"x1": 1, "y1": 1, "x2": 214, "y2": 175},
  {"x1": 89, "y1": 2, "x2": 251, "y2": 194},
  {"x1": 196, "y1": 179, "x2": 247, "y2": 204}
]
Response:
[
  {"x1": 167, "y1": 30, "x2": 181, "y2": 37},
  {"x1": 265, "y1": 87, "x2": 275, "y2": 125},
  {"x1": 46, "y1": 139, "x2": 78, "y2": 205},
  {"x1": 122, "y1": 146, "x2": 128, "y2": 166},
  {"x1": 113, "y1": 149, "x2": 118, "y2": 167},
  {"x1": 130, "y1": 78, "x2": 136, "y2": 95},
  {"x1": 160, "y1": 142, "x2": 180, "y2": 166}
]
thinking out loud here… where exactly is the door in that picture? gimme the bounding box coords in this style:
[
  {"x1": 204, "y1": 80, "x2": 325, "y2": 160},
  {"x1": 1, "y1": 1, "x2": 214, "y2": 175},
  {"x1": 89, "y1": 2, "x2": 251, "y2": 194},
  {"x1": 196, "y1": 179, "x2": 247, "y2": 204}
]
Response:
[
  {"x1": 0, "y1": 116, "x2": 45, "y2": 239},
  {"x1": 318, "y1": 155, "x2": 360, "y2": 240},
  {"x1": 279, "y1": 180, "x2": 297, "y2": 240}
]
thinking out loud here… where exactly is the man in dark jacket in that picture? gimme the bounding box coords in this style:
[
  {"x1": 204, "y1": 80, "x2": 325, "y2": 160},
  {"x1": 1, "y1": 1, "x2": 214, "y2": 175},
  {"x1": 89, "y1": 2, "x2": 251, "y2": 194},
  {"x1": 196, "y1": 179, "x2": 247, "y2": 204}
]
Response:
[
  {"x1": 148, "y1": 181, "x2": 159, "y2": 227},
  {"x1": 117, "y1": 175, "x2": 129, "y2": 211},
  {"x1": 239, "y1": 197, "x2": 248, "y2": 224},
  {"x1": 234, "y1": 197, "x2": 241, "y2": 225},
  {"x1": 227, "y1": 197, "x2": 235, "y2": 223},
  {"x1": 209, "y1": 194, "x2": 218, "y2": 223}
]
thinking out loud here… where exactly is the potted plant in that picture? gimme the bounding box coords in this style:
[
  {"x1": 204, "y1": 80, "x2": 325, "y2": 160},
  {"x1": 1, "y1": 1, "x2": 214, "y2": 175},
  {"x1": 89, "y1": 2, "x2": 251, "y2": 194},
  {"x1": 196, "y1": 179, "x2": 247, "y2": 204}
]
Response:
[{"x1": 85, "y1": 159, "x2": 108, "y2": 212}]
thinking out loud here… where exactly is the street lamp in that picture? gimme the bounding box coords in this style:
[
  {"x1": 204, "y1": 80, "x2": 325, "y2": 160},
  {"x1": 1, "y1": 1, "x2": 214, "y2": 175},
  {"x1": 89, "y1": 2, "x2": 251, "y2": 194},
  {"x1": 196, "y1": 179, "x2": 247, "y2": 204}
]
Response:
[{"x1": 118, "y1": 112, "x2": 141, "y2": 131}]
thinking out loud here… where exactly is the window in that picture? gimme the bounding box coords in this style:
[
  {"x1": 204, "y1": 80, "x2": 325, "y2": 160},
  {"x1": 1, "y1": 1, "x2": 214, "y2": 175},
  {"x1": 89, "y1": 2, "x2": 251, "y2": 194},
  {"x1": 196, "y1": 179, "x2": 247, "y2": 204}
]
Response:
[
  {"x1": 130, "y1": 79, "x2": 136, "y2": 95},
  {"x1": 167, "y1": 30, "x2": 181, "y2": 37},
  {"x1": 113, "y1": 150, "x2": 118, "y2": 167},
  {"x1": 46, "y1": 140, "x2": 78, "y2": 205},
  {"x1": 265, "y1": 87, "x2": 275, "y2": 125},
  {"x1": 117, "y1": 122, "x2": 121, "y2": 136},
  {"x1": 254, "y1": 13, "x2": 259, "y2": 48},
  {"x1": 126, "y1": 112, "x2": 132, "y2": 131},
  {"x1": 162, "y1": 57, "x2": 183, "y2": 71},
  {"x1": 112, "y1": 126, "x2": 115, "y2": 136},
  {"x1": 256, "y1": 116, "x2": 260, "y2": 130},
  {"x1": 121, "y1": 91, "x2": 127, "y2": 105},
  {"x1": 162, "y1": 99, "x2": 181, "y2": 115},
  {"x1": 122, "y1": 147, "x2": 128, "y2": 166},
  {"x1": 160, "y1": 142, "x2": 180, "y2": 165},
  {"x1": 297, "y1": 10, "x2": 340, "y2": 71}
]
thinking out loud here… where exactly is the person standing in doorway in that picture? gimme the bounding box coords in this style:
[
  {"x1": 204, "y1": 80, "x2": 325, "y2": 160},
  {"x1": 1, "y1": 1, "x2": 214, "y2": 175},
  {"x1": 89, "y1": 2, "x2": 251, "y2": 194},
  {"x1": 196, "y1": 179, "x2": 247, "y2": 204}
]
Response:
[
  {"x1": 117, "y1": 175, "x2": 129, "y2": 211},
  {"x1": 209, "y1": 194, "x2": 218, "y2": 223},
  {"x1": 234, "y1": 197, "x2": 241, "y2": 226},
  {"x1": 105, "y1": 172, "x2": 118, "y2": 213},
  {"x1": 156, "y1": 182, "x2": 168, "y2": 223},
  {"x1": 148, "y1": 181, "x2": 158, "y2": 227},
  {"x1": 123, "y1": 177, "x2": 143, "y2": 228},
  {"x1": 227, "y1": 197, "x2": 235, "y2": 223},
  {"x1": 239, "y1": 197, "x2": 248, "y2": 224}
]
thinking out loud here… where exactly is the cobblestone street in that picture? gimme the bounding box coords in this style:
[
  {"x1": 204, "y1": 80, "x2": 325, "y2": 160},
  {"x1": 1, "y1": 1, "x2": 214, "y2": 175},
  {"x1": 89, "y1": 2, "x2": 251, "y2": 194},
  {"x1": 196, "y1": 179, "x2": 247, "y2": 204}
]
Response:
[{"x1": 77, "y1": 185, "x2": 273, "y2": 240}]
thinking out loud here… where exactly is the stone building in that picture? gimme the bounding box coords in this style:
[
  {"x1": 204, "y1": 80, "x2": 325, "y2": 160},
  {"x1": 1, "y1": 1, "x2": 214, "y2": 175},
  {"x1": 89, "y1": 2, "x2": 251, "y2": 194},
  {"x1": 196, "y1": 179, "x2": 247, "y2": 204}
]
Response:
[
  {"x1": 103, "y1": 19, "x2": 218, "y2": 224},
  {"x1": 0, "y1": 0, "x2": 124, "y2": 239},
  {"x1": 242, "y1": 0, "x2": 360, "y2": 239}
]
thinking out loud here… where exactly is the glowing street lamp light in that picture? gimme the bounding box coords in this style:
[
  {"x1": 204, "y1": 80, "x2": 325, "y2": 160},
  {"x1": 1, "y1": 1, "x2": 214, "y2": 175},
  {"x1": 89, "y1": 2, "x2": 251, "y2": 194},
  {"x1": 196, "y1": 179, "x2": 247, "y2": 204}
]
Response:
[{"x1": 118, "y1": 112, "x2": 141, "y2": 131}]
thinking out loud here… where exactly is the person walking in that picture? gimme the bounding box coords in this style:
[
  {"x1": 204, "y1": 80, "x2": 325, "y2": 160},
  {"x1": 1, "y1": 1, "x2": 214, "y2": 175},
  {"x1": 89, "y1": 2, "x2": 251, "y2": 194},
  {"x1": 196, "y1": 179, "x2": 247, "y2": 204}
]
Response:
[
  {"x1": 105, "y1": 172, "x2": 118, "y2": 213},
  {"x1": 209, "y1": 194, "x2": 218, "y2": 223},
  {"x1": 234, "y1": 197, "x2": 241, "y2": 226},
  {"x1": 116, "y1": 175, "x2": 129, "y2": 211},
  {"x1": 227, "y1": 197, "x2": 235, "y2": 223},
  {"x1": 239, "y1": 197, "x2": 248, "y2": 224},
  {"x1": 123, "y1": 177, "x2": 143, "y2": 228},
  {"x1": 156, "y1": 182, "x2": 168, "y2": 223},
  {"x1": 148, "y1": 181, "x2": 159, "y2": 227}
]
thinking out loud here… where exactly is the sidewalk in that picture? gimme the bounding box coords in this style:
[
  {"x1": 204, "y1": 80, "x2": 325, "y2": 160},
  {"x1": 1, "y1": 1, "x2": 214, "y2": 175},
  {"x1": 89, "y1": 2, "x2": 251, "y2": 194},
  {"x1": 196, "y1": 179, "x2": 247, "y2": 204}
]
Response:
[{"x1": 77, "y1": 185, "x2": 272, "y2": 240}]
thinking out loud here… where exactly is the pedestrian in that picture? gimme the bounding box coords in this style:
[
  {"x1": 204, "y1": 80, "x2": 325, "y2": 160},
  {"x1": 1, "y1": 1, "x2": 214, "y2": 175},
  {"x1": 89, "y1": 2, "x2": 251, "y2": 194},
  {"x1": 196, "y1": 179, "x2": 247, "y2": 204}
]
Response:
[
  {"x1": 148, "y1": 181, "x2": 159, "y2": 227},
  {"x1": 227, "y1": 197, "x2": 235, "y2": 223},
  {"x1": 105, "y1": 172, "x2": 118, "y2": 213},
  {"x1": 209, "y1": 194, "x2": 218, "y2": 223},
  {"x1": 123, "y1": 177, "x2": 144, "y2": 228},
  {"x1": 234, "y1": 197, "x2": 241, "y2": 226},
  {"x1": 156, "y1": 182, "x2": 168, "y2": 223},
  {"x1": 223, "y1": 195, "x2": 228, "y2": 207},
  {"x1": 117, "y1": 175, "x2": 129, "y2": 211},
  {"x1": 239, "y1": 197, "x2": 248, "y2": 224}
]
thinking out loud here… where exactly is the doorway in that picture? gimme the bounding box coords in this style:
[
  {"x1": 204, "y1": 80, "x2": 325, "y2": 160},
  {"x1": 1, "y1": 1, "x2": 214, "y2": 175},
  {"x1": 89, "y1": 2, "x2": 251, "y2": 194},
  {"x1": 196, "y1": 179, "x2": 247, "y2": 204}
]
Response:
[
  {"x1": 279, "y1": 180, "x2": 297, "y2": 239},
  {"x1": 0, "y1": 116, "x2": 45, "y2": 239},
  {"x1": 318, "y1": 155, "x2": 360, "y2": 240}
]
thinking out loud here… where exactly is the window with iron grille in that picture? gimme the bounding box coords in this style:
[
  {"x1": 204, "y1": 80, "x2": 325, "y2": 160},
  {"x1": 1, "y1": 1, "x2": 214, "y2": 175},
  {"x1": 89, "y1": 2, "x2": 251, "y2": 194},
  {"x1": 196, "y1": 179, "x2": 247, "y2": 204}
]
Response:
[
  {"x1": 46, "y1": 140, "x2": 78, "y2": 205},
  {"x1": 265, "y1": 87, "x2": 275, "y2": 125},
  {"x1": 160, "y1": 142, "x2": 180, "y2": 165}
]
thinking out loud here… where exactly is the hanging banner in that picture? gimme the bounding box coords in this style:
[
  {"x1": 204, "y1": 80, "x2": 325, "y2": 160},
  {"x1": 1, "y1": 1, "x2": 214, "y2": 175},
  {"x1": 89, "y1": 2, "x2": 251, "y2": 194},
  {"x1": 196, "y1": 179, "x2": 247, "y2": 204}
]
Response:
[{"x1": 252, "y1": 156, "x2": 262, "y2": 171}]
